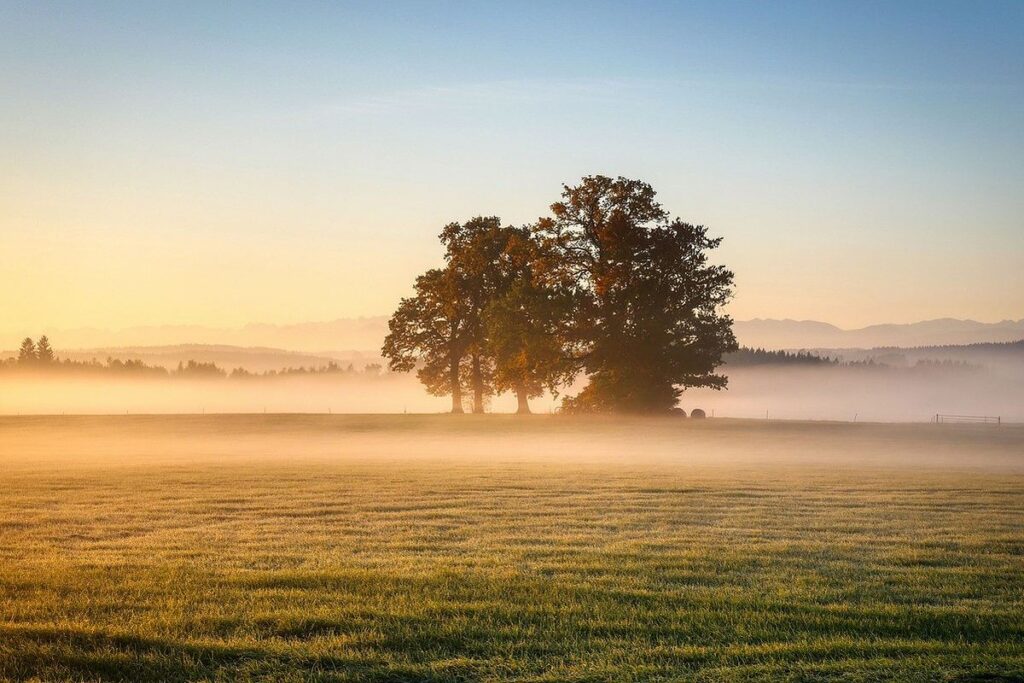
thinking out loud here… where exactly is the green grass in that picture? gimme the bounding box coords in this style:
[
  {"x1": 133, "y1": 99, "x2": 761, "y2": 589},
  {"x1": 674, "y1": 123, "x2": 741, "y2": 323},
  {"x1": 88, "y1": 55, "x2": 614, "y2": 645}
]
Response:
[{"x1": 1, "y1": 415, "x2": 1022, "y2": 681}]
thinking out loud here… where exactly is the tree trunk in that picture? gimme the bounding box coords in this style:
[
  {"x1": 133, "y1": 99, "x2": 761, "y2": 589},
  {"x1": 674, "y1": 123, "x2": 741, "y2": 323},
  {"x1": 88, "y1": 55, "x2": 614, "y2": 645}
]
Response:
[
  {"x1": 471, "y1": 355, "x2": 484, "y2": 414},
  {"x1": 450, "y1": 357, "x2": 463, "y2": 414},
  {"x1": 515, "y1": 383, "x2": 531, "y2": 414}
]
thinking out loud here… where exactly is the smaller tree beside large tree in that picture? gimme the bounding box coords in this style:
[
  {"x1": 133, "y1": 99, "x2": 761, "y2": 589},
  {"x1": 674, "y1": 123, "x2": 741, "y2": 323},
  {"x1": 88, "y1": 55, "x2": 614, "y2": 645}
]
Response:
[
  {"x1": 439, "y1": 217, "x2": 503, "y2": 413},
  {"x1": 382, "y1": 268, "x2": 472, "y2": 413}
]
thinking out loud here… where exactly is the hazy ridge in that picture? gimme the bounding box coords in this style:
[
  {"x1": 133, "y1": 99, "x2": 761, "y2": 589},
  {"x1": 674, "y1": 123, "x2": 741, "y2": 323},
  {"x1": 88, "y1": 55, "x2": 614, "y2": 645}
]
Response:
[
  {"x1": 10, "y1": 316, "x2": 1024, "y2": 357},
  {"x1": 734, "y1": 317, "x2": 1024, "y2": 349}
]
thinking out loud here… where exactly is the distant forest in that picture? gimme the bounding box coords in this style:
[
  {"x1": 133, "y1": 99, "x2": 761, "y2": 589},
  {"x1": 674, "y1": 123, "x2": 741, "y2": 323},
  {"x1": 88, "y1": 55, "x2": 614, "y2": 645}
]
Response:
[
  {"x1": 723, "y1": 348, "x2": 837, "y2": 366},
  {"x1": 2, "y1": 336, "x2": 383, "y2": 379},
  {"x1": 871, "y1": 339, "x2": 1024, "y2": 353},
  {"x1": 4, "y1": 335, "x2": 985, "y2": 379}
]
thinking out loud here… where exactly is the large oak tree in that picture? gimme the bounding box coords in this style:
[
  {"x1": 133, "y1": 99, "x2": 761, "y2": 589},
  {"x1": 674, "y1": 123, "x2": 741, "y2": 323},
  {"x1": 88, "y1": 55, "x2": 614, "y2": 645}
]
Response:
[{"x1": 535, "y1": 175, "x2": 736, "y2": 413}]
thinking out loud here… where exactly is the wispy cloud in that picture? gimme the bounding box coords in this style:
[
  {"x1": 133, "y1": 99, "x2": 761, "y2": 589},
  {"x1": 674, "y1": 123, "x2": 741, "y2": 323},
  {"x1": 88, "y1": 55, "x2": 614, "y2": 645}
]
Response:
[
  {"x1": 295, "y1": 78, "x2": 652, "y2": 121},
  {"x1": 297, "y1": 74, "x2": 1020, "y2": 121}
]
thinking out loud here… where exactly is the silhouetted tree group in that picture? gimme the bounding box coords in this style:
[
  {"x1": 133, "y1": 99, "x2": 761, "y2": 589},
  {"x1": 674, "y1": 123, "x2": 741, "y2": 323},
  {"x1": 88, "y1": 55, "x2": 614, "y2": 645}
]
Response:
[
  {"x1": 16, "y1": 336, "x2": 55, "y2": 365},
  {"x1": 382, "y1": 175, "x2": 738, "y2": 414}
]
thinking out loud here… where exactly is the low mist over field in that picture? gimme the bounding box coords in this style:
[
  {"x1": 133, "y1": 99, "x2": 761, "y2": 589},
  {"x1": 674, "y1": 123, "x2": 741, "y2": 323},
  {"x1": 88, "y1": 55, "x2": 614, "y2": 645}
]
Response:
[
  {"x1": 685, "y1": 363, "x2": 1024, "y2": 423},
  {"x1": 1, "y1": 365, "x2": 1021, "y2": 422},
  {"x1": 3, "y1": 336, "x2": 1022, "y2": 421},
  {"x1": 8, "y1": 312, "x2": 1022, "y2": 421},
  {"x1": 0, "y1": 374, "x2": 452, "y2": 416},
  {"x1": 3, "y1": 414, "x2": 1022, "y2": 472}
]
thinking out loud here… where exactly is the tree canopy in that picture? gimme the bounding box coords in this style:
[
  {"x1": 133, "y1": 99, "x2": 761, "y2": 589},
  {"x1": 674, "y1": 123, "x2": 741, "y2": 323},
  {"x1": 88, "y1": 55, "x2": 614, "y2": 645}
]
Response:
[{"x1": 536, "y1": 176, "x2": 736, "y2": 412}]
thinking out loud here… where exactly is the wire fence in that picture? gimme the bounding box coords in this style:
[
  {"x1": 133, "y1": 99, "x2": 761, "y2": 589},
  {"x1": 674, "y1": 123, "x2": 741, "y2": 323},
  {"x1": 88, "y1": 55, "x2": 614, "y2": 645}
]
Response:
[{"x1": 934, "y1": 413, "x2": 1002, "y2": 425}]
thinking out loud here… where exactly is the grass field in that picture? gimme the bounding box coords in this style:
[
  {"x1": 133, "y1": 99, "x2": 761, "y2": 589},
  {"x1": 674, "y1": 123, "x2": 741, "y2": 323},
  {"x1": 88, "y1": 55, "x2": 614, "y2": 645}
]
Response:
[{"x1": 1, "y1": 415, "x2": 1022, "y2": 682}]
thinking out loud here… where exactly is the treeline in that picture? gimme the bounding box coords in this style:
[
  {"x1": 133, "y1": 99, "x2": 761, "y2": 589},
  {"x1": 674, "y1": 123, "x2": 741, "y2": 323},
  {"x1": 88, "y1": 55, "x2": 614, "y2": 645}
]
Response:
[
  {"x1": 722, "y1": 348, "x2": 979, "y2": 372},
  {"x1": 842, "y1": 357, "x2": 981, "y2": 372},
  {"x1": 229, "y1": 362, "x2": 384, "y2": 378},
  {"x1": 871, "y1": 339, "x2": 1024, "y2": 354},
  {"x1": 383, "y1": 175, "x2": 737, "y2": 414},
  {"x1": 2, "y1": 338, "x2": 180, "y2": 376},
  {"x1": 724, "y1": 347, "x2": 838, "y2": 366},
  {"x1": 2, "y1": 337, "x2": 385, "y2": 379}
]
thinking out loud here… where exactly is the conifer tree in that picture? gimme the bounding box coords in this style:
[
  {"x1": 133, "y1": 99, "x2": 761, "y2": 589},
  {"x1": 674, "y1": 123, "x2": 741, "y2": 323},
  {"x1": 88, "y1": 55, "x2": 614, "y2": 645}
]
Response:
[
  {"x1": 17, "y1": 338, "x2": 36, "y2": 365},
  {"x1": 35, "y1": 336, "x2": 55, "y2": 363}
]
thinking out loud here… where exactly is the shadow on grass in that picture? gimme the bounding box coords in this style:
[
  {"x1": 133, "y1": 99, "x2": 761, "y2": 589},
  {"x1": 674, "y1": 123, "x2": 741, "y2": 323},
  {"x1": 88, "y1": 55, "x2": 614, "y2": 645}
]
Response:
[
  {"x1": 0, "y1": 625, "x2": 481, "y2": 682},
  {"x1": 4, "y1": 623, "x2": 1024, "y2": 682}
]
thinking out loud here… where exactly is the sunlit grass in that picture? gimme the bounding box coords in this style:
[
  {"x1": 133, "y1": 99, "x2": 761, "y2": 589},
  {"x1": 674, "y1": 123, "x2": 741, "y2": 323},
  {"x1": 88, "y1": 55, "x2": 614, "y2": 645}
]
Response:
[{"x1": 1, "y1": 416, "x2": 1022, "y2": 681}]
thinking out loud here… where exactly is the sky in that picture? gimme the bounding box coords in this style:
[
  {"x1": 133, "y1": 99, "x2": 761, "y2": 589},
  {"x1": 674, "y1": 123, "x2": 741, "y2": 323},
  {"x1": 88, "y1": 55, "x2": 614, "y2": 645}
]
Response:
[{"x1": 1, "y1": 0, "x2": 1022, "y2": 339}]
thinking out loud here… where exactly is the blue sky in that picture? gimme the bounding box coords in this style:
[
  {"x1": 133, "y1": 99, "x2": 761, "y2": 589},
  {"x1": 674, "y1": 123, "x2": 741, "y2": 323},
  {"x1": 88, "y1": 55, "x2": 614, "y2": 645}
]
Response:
[{"x1": 1, "y1": 1, "x2": 1022, "y2": 333}]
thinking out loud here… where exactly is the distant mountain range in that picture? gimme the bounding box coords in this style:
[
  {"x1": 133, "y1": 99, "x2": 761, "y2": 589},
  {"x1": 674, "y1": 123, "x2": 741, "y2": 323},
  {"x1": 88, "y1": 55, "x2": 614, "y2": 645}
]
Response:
[
  {"x1": 7, "y1": 316, "x2": 1023, "y2": 358},
  {"x1": 17, "y1": 317, "x2": 391, "y2": 354},
  {"x1": 733, "y1": 318, "x2": 1024, "y2": 350}
]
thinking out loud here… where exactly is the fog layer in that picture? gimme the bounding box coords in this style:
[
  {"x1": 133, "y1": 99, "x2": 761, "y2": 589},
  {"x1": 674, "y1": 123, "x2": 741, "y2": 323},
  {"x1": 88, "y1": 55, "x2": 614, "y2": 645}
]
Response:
[{"x1": 1, "y1": 364, "x2": 1021, "y2": 422}]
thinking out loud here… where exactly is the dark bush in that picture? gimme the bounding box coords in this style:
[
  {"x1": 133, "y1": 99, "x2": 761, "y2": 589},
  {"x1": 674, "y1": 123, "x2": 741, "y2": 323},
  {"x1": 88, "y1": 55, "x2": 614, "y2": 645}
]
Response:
[{"x1": 690, "y1": 408, "x2": 706, "y2": 419}]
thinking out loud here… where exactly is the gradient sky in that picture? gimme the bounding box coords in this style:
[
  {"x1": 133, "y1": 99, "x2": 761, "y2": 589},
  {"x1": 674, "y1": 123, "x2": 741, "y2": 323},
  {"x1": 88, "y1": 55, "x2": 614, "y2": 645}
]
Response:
[{"x1": 2, "y1": 0, "x2": 1022, "y2": 338}]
